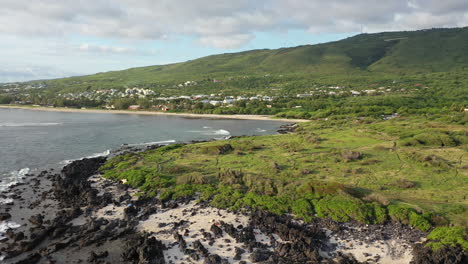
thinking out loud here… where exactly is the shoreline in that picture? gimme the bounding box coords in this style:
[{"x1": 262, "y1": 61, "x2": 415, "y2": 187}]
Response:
[
  {"x1": 1, "y1": 141, "x2": 463, "y2": 263},
  {"x1": 1, "y1": 155, "x2": 424, "y2": 264},
  {"x1": 0, "y1": 105, "x2": 310, "y2": 123}
]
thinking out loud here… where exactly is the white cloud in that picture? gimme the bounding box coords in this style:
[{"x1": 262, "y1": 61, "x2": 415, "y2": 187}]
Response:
[
  {"x1": 78, "y1": 43, "x2": 132, "y2": 54},
  {"x1": 198, "y1": 34, "x2": 254, "y2": 49},
  {"x1": 0, "y1": 0, "x2": 466, "y2": 50}
]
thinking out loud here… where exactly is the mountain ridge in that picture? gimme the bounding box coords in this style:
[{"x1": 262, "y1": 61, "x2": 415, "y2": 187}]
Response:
[{"x1": 26, "y1": 27, "x2": 468, "y2": 93}]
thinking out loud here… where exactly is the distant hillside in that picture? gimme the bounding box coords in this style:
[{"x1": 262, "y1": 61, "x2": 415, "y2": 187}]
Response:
[{"x1": 38, "y1": 27, "x2": 468, "y2": 93}]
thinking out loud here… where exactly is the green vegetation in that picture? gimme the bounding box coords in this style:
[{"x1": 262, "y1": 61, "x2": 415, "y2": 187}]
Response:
[
  {"x1": 100, "y1": 114, "x2": 467, "y2": 247},
  {"x1": 4, "y1": 26, "x2": 466, "y2": 250},
  {"x1": 426, "y1": 227, "x2": 468, "y2": 250},
  {"x1": 28, "y1": 27, "x2": 468, "y2": 94}
]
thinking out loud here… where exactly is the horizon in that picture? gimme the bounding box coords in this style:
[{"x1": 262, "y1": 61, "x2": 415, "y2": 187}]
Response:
[{"x1": 2, "y1": 0, "x2": 468, "y2": 83}]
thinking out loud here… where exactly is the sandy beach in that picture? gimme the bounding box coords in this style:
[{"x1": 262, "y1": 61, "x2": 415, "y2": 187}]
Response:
[{"x1": 0, "y1": 105, "x2": 309, "y2": 123}]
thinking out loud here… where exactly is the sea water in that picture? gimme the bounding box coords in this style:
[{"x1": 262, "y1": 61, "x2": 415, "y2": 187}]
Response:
[{"x1": 0, "y1": 108, "x2": 287, "y2": 194}]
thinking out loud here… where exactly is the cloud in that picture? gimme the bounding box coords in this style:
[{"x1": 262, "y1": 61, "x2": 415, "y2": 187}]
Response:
[
  {"x1": 77, "y1": 43, "x2": 156, "y2": 55},
  {"x1": 0, "y1": 66, "x2": 78, "y2": 83},
  {"x1": 0, "y1": 0, "x2": 466, "y2": 50}
]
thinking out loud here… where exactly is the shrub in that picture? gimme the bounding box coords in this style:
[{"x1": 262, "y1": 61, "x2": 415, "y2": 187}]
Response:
[
  {"x1": 291, "y1": 198, "x2": 315, "y2": 222},
  {"x1": 235, "y1": 192, "x2": 290, "y2": 215},
  {"x1": 388, "y1": 204, "x2": 433, "y2": 231},
  {"x1": 315, "y1": 192, "x2": 376, "y2": 224},
  {"x1": 388, "y1": 204, "x2": 413, "y2": 224},
  {"x1": 296, "y1": 180, "x2": 349, "y2": 198},
  {"x1": 426, "y1": 227, "x2": 468, "y2": 250},
  {"x1": 409, "y1": 211, "x2": 432, "y2": 231}
]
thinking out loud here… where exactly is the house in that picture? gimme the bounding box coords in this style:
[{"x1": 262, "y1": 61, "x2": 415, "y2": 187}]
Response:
[
  {"x1": 223, "y1": 98, "x2": 236, "y2": 104},
  {"x1": 128, "y1": 105, "x2": 140, "y2": 110}
]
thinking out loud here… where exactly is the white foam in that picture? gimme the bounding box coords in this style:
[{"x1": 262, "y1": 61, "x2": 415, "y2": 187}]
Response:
[
  {"x1": 0, "y1": 221, "x2": 21, "y2": 240},
  {"x1": 0, "y1": 168, "x2": 30, "y2": 192},
  {"x1": 189, "y1": 129, "x2": 231, "y2": 136},
  {"x1": 255, "y1": 128, "x2": 267, "y2": 132},
  {"x1": 0, "y1": 198, "x2": 14, "y2": 204},
  {"x1": 213, "y1": 129, "x2": 231, "y2": 136},
  {"x1": 60, "y1": 149, "x2": 112, "y2": 165},
  {"x1": 0, "y1": 122, "x2": 62, "y2": 127},
  {"x1": 125, "y1": 140, "x2": 176, "y2": 147},
  {"x1": 203, "y1": 126, "x2": 212, "y2": 129},
  {"x1": 86, "y1": 149, "x2": 111, "y2": 158}
]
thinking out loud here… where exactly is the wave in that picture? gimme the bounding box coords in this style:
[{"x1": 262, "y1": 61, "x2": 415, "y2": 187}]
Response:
[
  {"x1": 0, "y1": 198, "x2": 13, "y2": 205},
  {"x1": 0, "y1": 122, "x2": 62, "y2": 127},
  {"x1": 255, "y1": 128, "x2": 267, "y2": 132},
  {"x1": 189, "y1": 129, "x2": 231, "y2": 136},
  {"x1": 60, "y1": 149, "x2": 112, "y2": 165},
  {"x1": 0, "y1": 221, "x2": 21, "y2": 240},
  {"x1": 125, "y1": 140, "x2": 176, "y2": 147},
  {"x1": 0, "y1": 168, "x2": 30, "y2": 193}
]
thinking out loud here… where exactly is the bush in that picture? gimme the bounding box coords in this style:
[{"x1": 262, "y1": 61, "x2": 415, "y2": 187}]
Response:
[
  {"x1": 426, "y1": 227, "x2": 468, "y2": 250},
  {"x1": 235, "y1": 192, "x2": 290, "y2": 215},
  {"x1": 291, "y1": 198, "x2": 315, "y2": 222},
  {"x1": 409, "y1": 211, "x2": 432, "y2": 231},
  {"x1": 388, "y1": 204, "x2": 432, "y2": 231},
  {"x1": 315, "y1": 192, "x2": 376, "y2": 224}
]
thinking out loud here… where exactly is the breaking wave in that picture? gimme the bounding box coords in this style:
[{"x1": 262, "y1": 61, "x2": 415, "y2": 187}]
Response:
[
  {"x1": 0, "y1": 122, "x2": 62, "y2": 127},
  {"x1": 60, "y1": 149, "x2": 111, "y2": 165},
  {"x1": 125, "y1": 140, "x2": 177, "y2": 147},
  {"x1": 0, "y1": 168, "x2": 30, "y2": 193},
  {"x1": 0, "y1": 221, "x2": 21, "y2": 240},
  {"x1": 189, "y1": 129, "x2": 231, "y2": 136}
]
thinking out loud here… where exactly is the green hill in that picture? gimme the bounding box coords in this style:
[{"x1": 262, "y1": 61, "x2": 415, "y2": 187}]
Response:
[{"x1": 38, "y1": 27, "x2": 468, "y2": 93}]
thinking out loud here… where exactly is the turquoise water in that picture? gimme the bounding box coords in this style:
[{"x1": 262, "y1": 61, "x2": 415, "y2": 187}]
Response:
[{"x1": 0, "y1": 108, "x2": 287, "y2": 192}]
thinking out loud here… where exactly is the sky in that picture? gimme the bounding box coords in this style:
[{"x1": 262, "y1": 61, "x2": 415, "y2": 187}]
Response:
[{"x1": 1, "y1": 0, "x2": 467, "y2": 82}]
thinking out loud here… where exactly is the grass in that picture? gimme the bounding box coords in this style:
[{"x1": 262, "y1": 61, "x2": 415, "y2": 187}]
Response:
[{"x1": 99, "y1": 113, "x2": 467, "y2": 248}]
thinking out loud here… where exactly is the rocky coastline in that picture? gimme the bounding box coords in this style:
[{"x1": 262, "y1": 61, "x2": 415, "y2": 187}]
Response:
[{"x1": 1, "y1": 142, "x2": 467, "y2": 263}]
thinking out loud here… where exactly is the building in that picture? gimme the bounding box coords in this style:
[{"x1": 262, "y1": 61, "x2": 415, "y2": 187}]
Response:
[{"x1": 128, "y1": 105, "x2": 140, "y2": 110}]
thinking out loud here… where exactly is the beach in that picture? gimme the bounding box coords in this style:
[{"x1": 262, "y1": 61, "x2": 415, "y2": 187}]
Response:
[{"x1": 0, "y1": 105, "x2": 309, "y2": 123}]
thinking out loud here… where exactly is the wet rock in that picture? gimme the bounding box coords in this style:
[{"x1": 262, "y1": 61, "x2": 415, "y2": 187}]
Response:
[
  {"x1": 87, "y1": 250, "x2": 109, "y2": 263},
  {"x1": 14, "y1": 231, "x2": 25, "y2": 241},
  {"x1": 14, "y1": 253, "x2": 42, "y2": 264},
  {"x1": 0, "y1": 212, "x2": 12, "y2": 220},
  {"x1": 53, "y1": 157, "x2": 107, "y2": 207},
  {"x1": 28, "y1": 214, "x2": 44, "y2": 226}
]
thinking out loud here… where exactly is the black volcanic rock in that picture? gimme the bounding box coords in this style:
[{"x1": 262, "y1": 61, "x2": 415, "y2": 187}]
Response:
[
  {"x1": 0, "y1": 212, "x2": 12, "y2": 221},
  {"x1": 411, "y1": 244, "x2": 467, "y2": 264},
  {"x1": 53, "y1": 157, "x2": 106, "y2": 207},
  {"x1": 121, "y1": 233, "x2": 165, "y2": 264}
]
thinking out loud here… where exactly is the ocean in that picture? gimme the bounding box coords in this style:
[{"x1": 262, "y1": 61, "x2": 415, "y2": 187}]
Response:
[{"x1": 0, "y1": 108, "x2": 287, "y2": 194}]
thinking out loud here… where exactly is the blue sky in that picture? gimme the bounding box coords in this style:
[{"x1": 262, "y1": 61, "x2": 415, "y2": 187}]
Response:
[{"x1": 1, "y1": 0, "x2": 467, "y2": 82}]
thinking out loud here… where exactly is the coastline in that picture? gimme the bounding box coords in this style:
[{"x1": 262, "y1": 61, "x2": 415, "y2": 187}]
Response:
[
  {"x1": 0, "y1": 154, "x2": 424, "y2": 264},
  {"x1": 1, "y1": 141, "x2": 463, "y2": 263},
  {"x1": 0, "y1": 105, "x2": 310, "y2": 123}
]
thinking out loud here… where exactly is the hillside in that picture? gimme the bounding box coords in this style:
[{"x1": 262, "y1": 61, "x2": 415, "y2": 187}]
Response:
[{"x1": 35, "y1": 27, "x2": 468, "y2": 94}]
